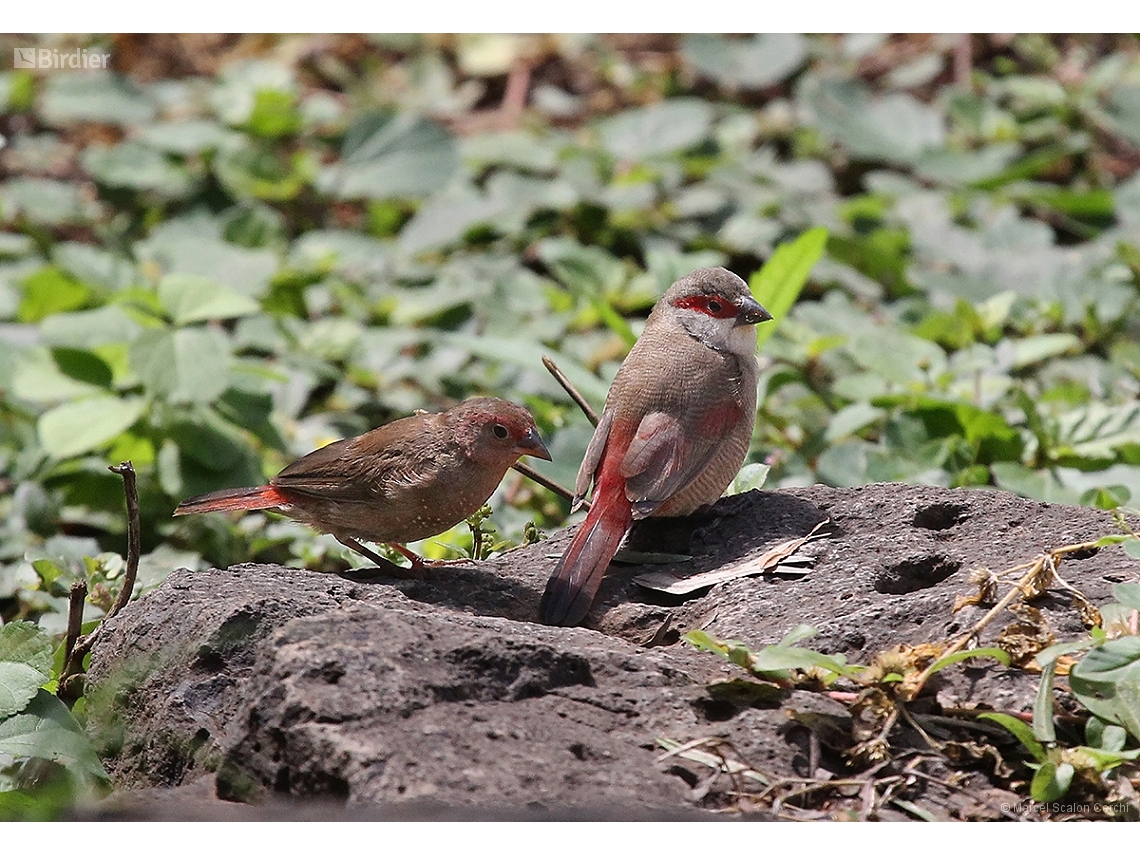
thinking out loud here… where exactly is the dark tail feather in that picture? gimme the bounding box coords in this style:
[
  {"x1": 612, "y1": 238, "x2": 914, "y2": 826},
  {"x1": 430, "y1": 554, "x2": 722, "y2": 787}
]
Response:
[
  {"x1": 539, "y1": 496, "x2": 631, "y2": 627},
  {"x1": 173, "y1": 485, "x2": 285, "y2": 516}
]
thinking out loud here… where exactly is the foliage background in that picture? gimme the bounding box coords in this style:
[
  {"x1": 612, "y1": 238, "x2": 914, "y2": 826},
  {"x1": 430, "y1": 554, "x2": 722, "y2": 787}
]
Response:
[{"x1": 1, "y1": 32, "x2": 1139, "y2": 640}]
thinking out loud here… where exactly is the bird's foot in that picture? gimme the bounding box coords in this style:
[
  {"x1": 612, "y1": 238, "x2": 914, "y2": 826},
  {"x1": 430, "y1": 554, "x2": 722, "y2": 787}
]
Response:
[{"x1": 337, "y1": 537, "x2": 428, "y2": 579}]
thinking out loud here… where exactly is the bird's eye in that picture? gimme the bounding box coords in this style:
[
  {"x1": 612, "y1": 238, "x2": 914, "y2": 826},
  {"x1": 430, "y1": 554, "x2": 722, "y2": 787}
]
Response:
[
  {"x1": 492, "y1": 424, "x2": 509, "y2": 439},
  {"x1": 707, "y1": 299, "x2": 722, "y2": 313}
]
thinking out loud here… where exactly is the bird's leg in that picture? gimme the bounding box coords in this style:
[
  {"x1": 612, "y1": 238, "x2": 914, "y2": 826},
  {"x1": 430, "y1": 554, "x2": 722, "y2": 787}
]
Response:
[
  {"x1": 336, "y1": 536, "x2": 424, "y2": 579},
  {"x1": 382, "y1": 541, "x2": 480, "y2": 569}
]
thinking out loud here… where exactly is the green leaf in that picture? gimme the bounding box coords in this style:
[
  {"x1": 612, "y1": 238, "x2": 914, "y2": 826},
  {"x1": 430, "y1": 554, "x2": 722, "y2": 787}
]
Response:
[
  {"x1": 130, "y1": 327, "x2": 231, "y2": 404},
  {"x1": 1069, "y1": 636, "x2": 1140, "y2": 741},
  {"x1": 157, "y1": 275, "x2": 261, "y2": 326},
  {"x1": 775, "y1": 624, "x2": 819, "y2": 647},
  {"x1": 1031, "y1": 761, "x2": 1074, "y2": 803},
  {"x1": 925, "y1": 647, "x2": 1011, "y2": 676},
  {"x1": 37, "y1": 395, "x2": 146, "y2": 459},
  {"x1": 726, "y1": 462, "x2": 770, "y2": 496},
  {"x1": 81, "y1": 142, "x2": 194, "y2": 197},
  {"x1": 442, "y1": 333, "x2": 613, "y2": 405},
  {"x1": 1086, "y1": 716, "x2": 1128, "y2": 752},
  {"x1": 17, "y1": 266, "x2": 90, "y2": 323},
  {"x1": 0, "y1": 690, "x2": 110, "y2": 786},
  {"x1": 0, "y1": 622, "x2": 53, "y2": 718},
  {"x1": 40, "y1": 72, "x2": 154, "y2": 125},
  {"x1": 1113, "y1": 583, "x2": 1140, "y2": 610},
  {"x1": 750, "y1": 227, "x2": 827, "y2": 348},
  {"x1": 319, "y1": 112, "x2": 458, "y2": 200},
  {"x1": 748, "y1": 645, "x2": 851, "y2": 677},
  {"x1": 978, "y1": 712, "x2": 1048, "y2": 762},
  {"x1": 683, "y1": 34, "x2": 807, "y2": 89},
  {"x1": 596, "y1": 98, "x2": 713, "y2": 160},
  {"x1": 0, "y1": 178, "x2": 99, "y2": 226}
]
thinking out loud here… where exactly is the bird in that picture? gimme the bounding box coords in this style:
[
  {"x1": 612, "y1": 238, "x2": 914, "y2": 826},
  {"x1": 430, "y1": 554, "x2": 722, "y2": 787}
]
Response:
[
  {"x1": 539, "y1": 267, "x2": 772, "y2": 626},
  {"x1": 174, "y1": 397, "x2": 551, "y2": 573}
]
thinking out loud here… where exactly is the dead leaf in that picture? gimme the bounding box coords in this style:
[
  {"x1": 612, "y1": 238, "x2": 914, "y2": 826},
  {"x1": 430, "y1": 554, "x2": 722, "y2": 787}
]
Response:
[{"x1": 633, "y1": 519, "x2": 829, "y2": 595}]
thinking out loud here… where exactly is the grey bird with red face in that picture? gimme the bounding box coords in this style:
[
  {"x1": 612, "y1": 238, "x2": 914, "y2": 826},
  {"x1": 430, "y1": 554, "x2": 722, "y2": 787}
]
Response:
[
  {"x1": 539, "y1": 267, "x2": 772, "y2": 626},
  {"x1": 174, "y1": 397, "x2": 551, "y2": 570}
]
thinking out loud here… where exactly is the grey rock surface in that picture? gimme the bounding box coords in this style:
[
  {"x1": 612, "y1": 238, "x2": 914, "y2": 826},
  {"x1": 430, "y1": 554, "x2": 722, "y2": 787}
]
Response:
[{"x1": 85, "y1": 483, "x2": 1139, "y2": 818}]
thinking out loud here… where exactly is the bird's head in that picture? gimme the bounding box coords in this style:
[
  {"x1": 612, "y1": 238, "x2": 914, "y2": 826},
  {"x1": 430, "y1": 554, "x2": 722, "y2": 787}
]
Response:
[
  {"x1": 659, "y1": 267, "x2": 772, "y2": 356},
  {"x1": 452, "y1": 397, "x2": 552, "y2": 467}
]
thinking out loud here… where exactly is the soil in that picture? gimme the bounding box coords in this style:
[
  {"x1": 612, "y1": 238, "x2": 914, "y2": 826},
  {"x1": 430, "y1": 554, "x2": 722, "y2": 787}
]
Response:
[{"x1": 81, "y1": 483, "x2": 1140, "y2": 820}]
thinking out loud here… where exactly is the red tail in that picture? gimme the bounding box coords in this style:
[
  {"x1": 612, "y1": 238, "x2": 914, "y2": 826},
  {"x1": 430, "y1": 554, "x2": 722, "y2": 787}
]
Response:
[
  {"x1": 173, "y1": 485, "x2": 287, "y2": 516},
  {"x1": 539, "y1": 485, "x2": 632, "y2": 627}
]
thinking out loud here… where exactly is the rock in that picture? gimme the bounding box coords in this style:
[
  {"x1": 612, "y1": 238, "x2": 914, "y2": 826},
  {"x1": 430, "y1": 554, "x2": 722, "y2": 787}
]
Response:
[{"x1": 85, "y1": 483, "x2": 1139, "y2": 818}]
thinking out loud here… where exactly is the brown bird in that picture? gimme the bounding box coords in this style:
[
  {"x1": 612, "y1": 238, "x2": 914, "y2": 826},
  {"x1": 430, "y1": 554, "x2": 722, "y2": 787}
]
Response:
[
  {"x1": 174, "y1": 397, "x2": 551, "y2": 571},
  {"x1": 539, "y1": 268, "x2": 771, "y2": 626}
]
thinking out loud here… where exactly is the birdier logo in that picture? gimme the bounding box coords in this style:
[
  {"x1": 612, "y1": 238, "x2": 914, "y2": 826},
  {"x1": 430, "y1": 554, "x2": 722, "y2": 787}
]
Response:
[{"x1": 12, "y1": 47, "x2": 110, "y2": 70}]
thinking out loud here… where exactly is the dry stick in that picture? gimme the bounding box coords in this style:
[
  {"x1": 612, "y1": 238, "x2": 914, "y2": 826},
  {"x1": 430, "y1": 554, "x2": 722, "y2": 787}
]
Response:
[
  {"x1": 58, "y1": 580, "x2": 87, "y2": 695},
  {"x1": 58, "y1": 461, "x2": 143, "y2": 707},
  {"x1": 541, "y1": 356, "x2": 599, "y2": 427},
  {"x1": 107, "y1": 461, "x2": 140, "y2": 619},
  {"x1": 510, "y1": 461, "x2": 575, "y2": 503},
  {"x1": 508, "y1": 355, "x2": 604, "y2": 506}
]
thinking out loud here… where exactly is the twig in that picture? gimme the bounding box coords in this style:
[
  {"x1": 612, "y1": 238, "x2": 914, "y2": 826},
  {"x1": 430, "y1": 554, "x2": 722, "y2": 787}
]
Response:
[
  {"x1": 107, "y1": 462, "x2": 140, "y2": 619},
  {"x1": 58, "y1": 580, "x2": 87, "y2": 698},
  {"x1": 542, "y1": 355, "x2": 600, "y2": 426},
  {"x1": 511, "y1": 460, "x2": 577, "y2": 504},
  {"x1": 500, "y1": 58, "x2": 531, "y2": 127},
  {"x1": 57, "y1": 461, "x2": 144, "y2": 707}
]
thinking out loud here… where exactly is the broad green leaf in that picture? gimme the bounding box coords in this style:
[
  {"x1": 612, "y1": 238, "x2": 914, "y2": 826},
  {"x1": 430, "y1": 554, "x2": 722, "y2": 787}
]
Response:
[
  {"x1": 1055, "y1": 402, "x2": 1140, "y2": 461},
  {"x1": 1069, "y1": 636, "x2": 1140, "y2": 741},
  {"x1": 17, "y1": 266, "x2": 89, "y2": 323},
  {"x1": 0, "y1": 622, "x2": 53, "y2": 718},
  {"x1": 1030, "y1": 761, "x2": 1074, "y2": 802},
  {"x1": 442, "y1": 333, "x2": 612, "y2": 405},
  {"x1": 0, "y1": 690, "x2": 110, "y2": 786},
  {"x1": 596, "y1": 98, "x2": 713, "y2": 160},
  {"x1": 81, "y1": 142, "x2": 194, "y2": 197},
  {"x1": 39, "y1": 305, "x2": 144, "y2": 349},
  {"x1": 136, "y1": 119, "x2": 235, "y2": 155},
  {"x1": 683, "y1": 34, "x2": 807, "y2": 89},
  {"x1": 800, "y1": 78, "x2": 945, "y2": 163},
  {"x1": 130, "y1": 327, "x2": 231, "y2": 404},
  {"x1": 1086, "y1": 716, "x2": 1128, "y2": 752},
  {"x1": 1008, "y1": 334, "x2": 1081, "y2": 369},
  {"x1": 157, "y1": 275, "x2": 260, "y2": 326},
  {"x1": 726, "y1": 462, "x2": 770, "y2": 496},
  {"x1": 40, "y1": 72, "x2": 154, "y2": 125},
  {"x1": 319, "y1": 112, "x2": 457, "y2": 200},
  {"x1": 37, "y1": 395, "x2": 146, "y2": 459},
  {"x1": 775, "y1": 624, "x2": 819, "y2": 648},
  {"x1": 1114, "y1": 583, "x2": 1140, "y2": 610},
  {"x1": 750, "y1": 228, "x2": 827, "y2": 348},
  {"x1": 748, "y1": 645, "x2": 851, "y2": 677},
  {"x1": 991, "y1": 463, "x2": 1083, "y2": 506},
  {"x1": 0, "y1": 178, "x2": 99, "y2": 225},
  {"x1": 134, "y1": 220, "x2": 278, "y2": 299}
]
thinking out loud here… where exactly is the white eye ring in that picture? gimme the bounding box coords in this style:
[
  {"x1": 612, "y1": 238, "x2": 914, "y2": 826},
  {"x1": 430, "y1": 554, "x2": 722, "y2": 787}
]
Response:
[{"x1": 492, "y1": 424, "x2": 509, "y2": 439}]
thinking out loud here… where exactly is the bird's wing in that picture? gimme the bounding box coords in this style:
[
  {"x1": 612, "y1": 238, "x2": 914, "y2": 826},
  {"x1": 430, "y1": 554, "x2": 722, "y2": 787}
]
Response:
[
  {"x1": 272, "y1": 434, "x2": 438, "y2": 504},
  {"x1": 620, "y1": 399, "x2": 744, "y2": 519},
  {"x1": 573, "y1": 407, "x2": 614, "y2": 509}
]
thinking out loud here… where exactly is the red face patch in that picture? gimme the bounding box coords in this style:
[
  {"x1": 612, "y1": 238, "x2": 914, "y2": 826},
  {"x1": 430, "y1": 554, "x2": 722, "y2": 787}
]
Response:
[{"x1": 672, "y1": 294, "x2": 738, "y2": 319}]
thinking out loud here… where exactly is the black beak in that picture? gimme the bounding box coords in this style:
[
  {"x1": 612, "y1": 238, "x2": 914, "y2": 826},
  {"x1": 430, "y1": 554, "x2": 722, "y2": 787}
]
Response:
[
  {"x1": 736, "y1": 294, "x2": 773, "y2": 326},
  {"x1": 518, "y1": 427, "x2": 552, "y2": 461}
]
